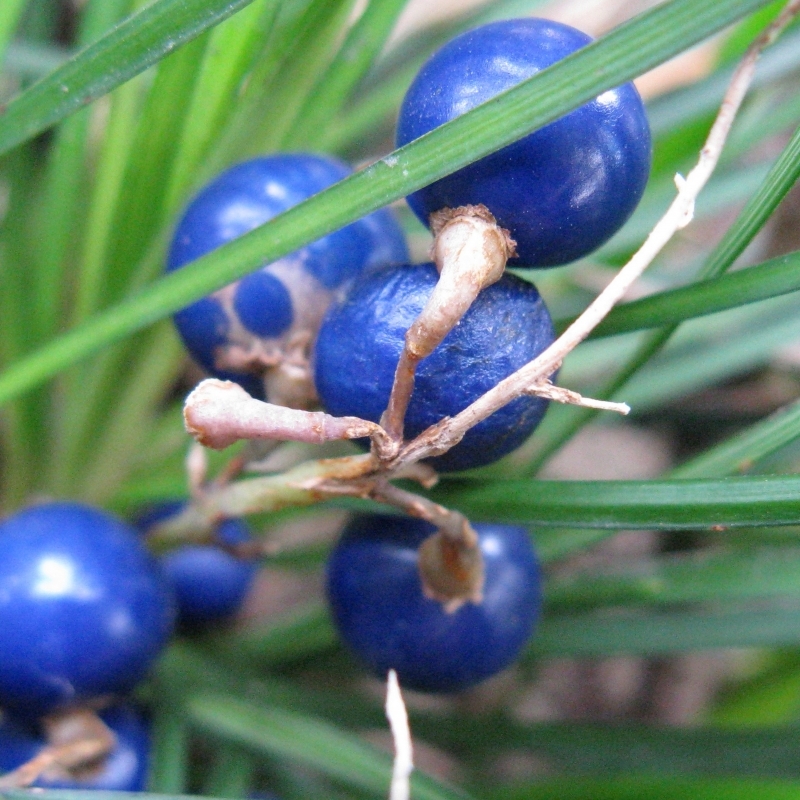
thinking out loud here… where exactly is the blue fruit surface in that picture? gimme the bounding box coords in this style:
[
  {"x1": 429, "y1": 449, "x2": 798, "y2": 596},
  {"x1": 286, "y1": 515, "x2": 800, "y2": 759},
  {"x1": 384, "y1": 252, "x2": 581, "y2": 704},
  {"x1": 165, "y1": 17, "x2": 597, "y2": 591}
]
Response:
[
  {"x1": 167, "y1": 153, "x2": 408, "y2": 397},
  {"x1": 137, "y1": 503, "x2": 257, "y2": 624},
  {"x1": 0, "y1": 705, "x2": 150, "y2": 790},
  {"x1": 314, "y1": 263, "x2": 555, "y2": 471},
  {"x1": 397, "y1": 18, "x2": 651, "y2": 267},
  {"x1": 327, "y1": 515, "x2": 541, "y2": 692},
  {"x1": 0, "y1": 502, "x2": 175, "y2": 716}
]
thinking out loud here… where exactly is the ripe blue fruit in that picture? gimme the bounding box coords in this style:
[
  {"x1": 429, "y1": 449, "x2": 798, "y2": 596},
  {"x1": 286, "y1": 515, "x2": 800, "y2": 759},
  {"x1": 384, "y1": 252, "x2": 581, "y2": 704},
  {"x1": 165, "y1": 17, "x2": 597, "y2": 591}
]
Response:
[
  {"x1": 396, "y1": 18, "x2": 651, "y2": 267},
  {"x1": 0, "y1": 705, "x2": 150, "y2": 790},
  {"x1": 314, "y1": 262, "x2": 555, "y2": 471},
  {"x1": 167, "y1": 153, "x2": 408, "y2": 399},
  {"x1": 0, "y1": 502, "x2": 175, "y2": 717},
  {"x1": 327, "y1": 515, "x2": 541, "y2": 692},
  {"x1": 137, "y1": 503, "x2": 257, "y2": 625}
]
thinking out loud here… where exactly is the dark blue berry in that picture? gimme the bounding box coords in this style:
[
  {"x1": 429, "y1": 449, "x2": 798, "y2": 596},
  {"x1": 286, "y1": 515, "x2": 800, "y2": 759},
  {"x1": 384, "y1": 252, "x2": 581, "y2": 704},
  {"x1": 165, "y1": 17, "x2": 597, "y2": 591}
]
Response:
[
  {"x1": 396, "y1": 18, "x2": 651, "y2": 267},
  {"x1": 0, "y1": 705, "x2": 150, "y2": 790},
  {"x1": 0, "y1": 502, "x2": 175, "y2": 717},
  {"x1": 136, "y1": 504, "x2": 258, "y2": 625},
  {"x1": 167, "y1": 153, "x2": 408, "y2": 397},
  {"x1": 327, "y1": 515, "x2": 541, "y2": 693},
  {"x1": 314, "y1": 263, "x2": 555, "y2": 471}
]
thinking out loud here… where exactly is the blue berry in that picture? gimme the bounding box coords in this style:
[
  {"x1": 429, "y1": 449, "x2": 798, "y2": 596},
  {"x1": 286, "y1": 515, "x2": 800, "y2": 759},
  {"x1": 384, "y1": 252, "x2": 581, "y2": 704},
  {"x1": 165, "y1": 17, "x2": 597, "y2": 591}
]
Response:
[
  {"x1": 396, "y1": 18, "x2": 651, "y2": 267},
  {"x1": 327, "y1": 515, "x2": 541, "y2": 692},
  {"x1": 167, "y1": 153, "x2": 408, "y2": 399},
  {"x1": 314, "y1": 263, "x2": 555, "y2": 471},
  {"x1": 0, "y1": 705, "x2": 150, "y2": 790},
  {"x1": 137, "y1": 503, "x2": 257, "y2": 625},
  {"x1": 0, "y1": 502, "x2": 175, "y2": 717}
]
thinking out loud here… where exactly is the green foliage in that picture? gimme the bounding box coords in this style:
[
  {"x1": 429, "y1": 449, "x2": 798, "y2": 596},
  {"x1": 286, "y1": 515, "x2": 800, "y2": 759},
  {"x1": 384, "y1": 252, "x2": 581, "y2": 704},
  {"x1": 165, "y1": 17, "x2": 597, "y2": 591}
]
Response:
[{"x1": 4, "y1": 0, "x2": 800, "y2": 797}]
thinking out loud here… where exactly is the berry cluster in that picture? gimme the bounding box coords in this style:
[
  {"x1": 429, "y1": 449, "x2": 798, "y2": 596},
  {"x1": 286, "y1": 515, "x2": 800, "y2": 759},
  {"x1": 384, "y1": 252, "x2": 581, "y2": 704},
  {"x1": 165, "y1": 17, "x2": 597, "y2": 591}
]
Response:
[
  {"x1": 167, "y1": 16, "x2": 649, "y2": 695},
  {"x1": 0, "y1": 15, "x2": 650, "y2": 786}
]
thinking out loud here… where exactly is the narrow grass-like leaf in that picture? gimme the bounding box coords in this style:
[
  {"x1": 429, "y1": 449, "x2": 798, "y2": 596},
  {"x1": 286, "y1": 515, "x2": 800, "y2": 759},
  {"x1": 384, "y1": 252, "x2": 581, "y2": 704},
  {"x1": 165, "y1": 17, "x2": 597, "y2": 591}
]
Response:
[
  {"x1": 711, "y1": 653, "x2": 800, "y2": 727},
  {"x1": 72, "y1": 75, "x2": 143, "y2": 323},
  {"x1": 544, "y1": 547, "x2": 800, "y2": 611},
  {"x1": 78, "y1": 324, "x2": 183, "y2": 502},
  {"x1": 257, "y1": 0, "x2": 356, "y2": 153},
  {"x1": 204, "y1": 0, "x2": 327, "y2": 173},
  {"x1": 0, "y1": 0, "x2": 776, "y2": 406},
  {"x1": 53, "y1": 36, "x2": 207, "y2": 493},
  {"x1": 647, "y1": 26, "x2": 800, "y2": 138},
  {"x1": 0, "y1": 146, "x2": 43, "y2": 505},
  {"x1": 421, "y1": 714, "x2": 800, "y2": 778},
  {"x1": 703, "y1": 122, "x2": 800, "y2": 279},
  {"x1": 187, "y1": 694, "x2": 471, "y2": 800},
  {"x1": 32, "y1": 0, "x2": 132, "y2": 346},
  {"x1": 163, "y1": 0, "x2": 279, "y2": 213},
  {"x1": 0, "y1": 0, "x2": 259, "y2": 157},
  {"x1": 434, "y1": 474, "x2": 800, "y2": 529},
  {"x1": 570, "y1": 249, "x2": 800, "y2": 338},
  {"x1": 670, "y1": 396, "x2": 800, "y2": 478},
  {"x1": 148, "y1": 706, "x2": 191, "y2": 794},
  {"x1": 289, "y1": 0, "x2": 409, "y2": 149},
  {"x1": 106, "y1": 33, "x2": 208, "y2": 301},
  {"x1": 620, "y1": 296, "x2": 800, "y2": 410},
  {"x1": 532, "y1": 603, "x2": 800, "y2": 655}
]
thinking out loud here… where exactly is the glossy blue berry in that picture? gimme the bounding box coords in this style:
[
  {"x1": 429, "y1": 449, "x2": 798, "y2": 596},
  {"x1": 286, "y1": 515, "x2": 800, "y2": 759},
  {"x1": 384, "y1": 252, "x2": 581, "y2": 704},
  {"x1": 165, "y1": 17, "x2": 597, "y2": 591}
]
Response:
[
  {"x1": 0, "y1": 502, "x2": 175, "y2": 717},
  {"x1": 137, "y1": 503, "x2": 257, "y2": 625},
  {"x1": 397, "y1": 18, "x2": 651, "y2": 267},
  {"x1": 167, "y1": 153, "x2": 408, "y2": 398},
  {"x1": 314, "y1": 263, "x2": 555, "y2": 472},
  {"x1": 0, "y1": 705, "x2": 150, "y2": 790},
  {"x1": 327, "y1": 515, "x2": 541, "y2": 692}
]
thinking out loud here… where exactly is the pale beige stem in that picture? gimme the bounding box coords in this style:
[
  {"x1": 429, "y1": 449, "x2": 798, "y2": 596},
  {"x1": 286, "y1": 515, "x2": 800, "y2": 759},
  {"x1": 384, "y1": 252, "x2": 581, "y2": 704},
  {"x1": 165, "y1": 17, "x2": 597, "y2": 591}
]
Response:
[{"x1": 378, "y1": 205, "x2": 515, "y2": 452}]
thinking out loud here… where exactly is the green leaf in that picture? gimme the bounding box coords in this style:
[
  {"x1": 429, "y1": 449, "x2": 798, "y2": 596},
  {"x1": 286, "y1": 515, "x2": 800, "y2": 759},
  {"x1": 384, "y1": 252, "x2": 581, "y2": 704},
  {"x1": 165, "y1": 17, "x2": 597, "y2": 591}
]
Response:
[
  {"x1": 163, "y1": 0, "x2": 280, "y2": 213},
  {"x1": 0, "y1": 0, "x2": 777, "y2": 406},
  {"x1": 545, "y1": 547, "x2": 800, "y2": 611},
  {"x1": 289, "y1": 0, "x2": 410, "y2": 149},
  {"x1": 571, "y1": 249, "x2": 800, "y2": 339},
  {"x1": 187, "y1": 694, "x2": 471, "y2": 800},
  {"x1": 533, "y1": 603, "x2": 800, "y2": 656},
  {"x1": 434, "y1": 474, "x2": 800, "y2": 529},
  {"x1": 148, "y1": 705, "x2": 191, "y2": 794},
  {"x1": 421, "y1": 715, "x2": 800, "y2": 778},
  {"x1": 670, "y1": 396, "x2": 800, "y2": 478},
  {"x1": 0, "y1": 0, "x2": 259, "y2": 158},
  {"x1": 712, "y1": 653, "x2": 800, "y2": 727}
]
